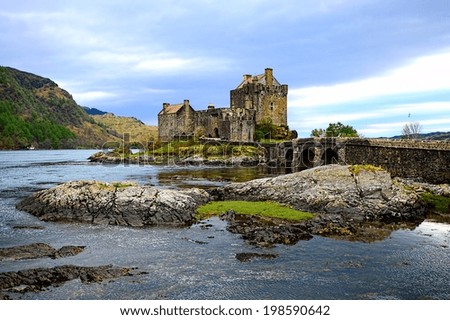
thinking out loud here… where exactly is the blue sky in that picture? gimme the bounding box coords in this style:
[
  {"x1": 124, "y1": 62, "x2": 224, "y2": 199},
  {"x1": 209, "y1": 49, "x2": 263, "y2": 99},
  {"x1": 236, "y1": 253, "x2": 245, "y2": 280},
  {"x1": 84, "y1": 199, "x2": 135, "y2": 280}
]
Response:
[{"x1": 1, "y1": 0, "x2": 450, "y2": 137}]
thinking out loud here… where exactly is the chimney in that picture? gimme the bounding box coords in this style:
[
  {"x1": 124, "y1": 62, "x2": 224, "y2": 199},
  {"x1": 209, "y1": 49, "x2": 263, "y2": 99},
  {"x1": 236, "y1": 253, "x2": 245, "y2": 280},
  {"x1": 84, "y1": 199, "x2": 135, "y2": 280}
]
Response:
[
  {"x1": 163, "y1": 102, "x2": 169, "y2": 110},
  {"x1": 265, "y1": 68, "x2": 273, "y2": 86},
  {"x1": 183, "y1": 99, "x2": 190, "y2": 107},
  {"x1": 243, "y1": 74, "x2": 252, "y2": 83}
]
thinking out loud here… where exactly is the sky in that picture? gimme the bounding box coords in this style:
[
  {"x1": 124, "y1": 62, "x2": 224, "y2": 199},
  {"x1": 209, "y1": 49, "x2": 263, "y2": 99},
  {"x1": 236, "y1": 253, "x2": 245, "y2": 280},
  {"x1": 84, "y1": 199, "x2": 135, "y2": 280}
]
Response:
[{"x1": 1, "y1": 0, "x2": 450, "y2": 137}]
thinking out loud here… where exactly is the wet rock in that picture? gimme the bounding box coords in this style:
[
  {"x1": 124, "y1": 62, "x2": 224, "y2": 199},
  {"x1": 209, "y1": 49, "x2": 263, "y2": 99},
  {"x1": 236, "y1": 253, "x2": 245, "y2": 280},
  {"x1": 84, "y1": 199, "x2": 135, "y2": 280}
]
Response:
[
  {"x1": 16, "y1": 180, "x2": 210, "y2": 227},
  {"x1": 235, "y1": 252, "x2": 278, "y2": 262},
  {"x1": 224, "y1": 210, "x2": 312, "y2": 248},
  {"x1": 0, "y1": 265, "x2": 133, "y2": 295},
  {"x1": 0, "y1": 243, "x2": 85, "y2": 261},
  {"x1": 12, "y1": 225, "x2": 46, "y2": 230},
  {"x1": 212, "y1": 165, "x2": 426, "y2": 223},
  {"x1": 53, "y1": 245, "x2": 85, "y2": 258},
  {"x1": 181, "y1": 237, "x2": 208, "y2": 245}
]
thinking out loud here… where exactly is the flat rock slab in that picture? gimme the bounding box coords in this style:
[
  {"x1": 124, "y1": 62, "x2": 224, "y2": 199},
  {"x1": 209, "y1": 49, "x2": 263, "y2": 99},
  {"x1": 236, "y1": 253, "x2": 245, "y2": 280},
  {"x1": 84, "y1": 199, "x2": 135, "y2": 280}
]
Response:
[
  {"x1": 16, "y1": 180, "x2": 210, "y2": 227},
  {"x1": 0, "y1": 243, "x2": 85, "y2": 261},
  {"x1": 0, "y1": 265, "x2": 133, "y2": 297}
]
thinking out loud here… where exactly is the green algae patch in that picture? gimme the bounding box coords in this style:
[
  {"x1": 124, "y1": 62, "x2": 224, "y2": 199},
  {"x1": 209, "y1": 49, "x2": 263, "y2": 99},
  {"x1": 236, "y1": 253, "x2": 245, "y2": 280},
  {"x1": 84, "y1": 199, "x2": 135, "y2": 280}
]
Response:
[
  {"x1": 420, "y1": 192, "x2": 450, "y2": 214},
  {"x1": 196, "y1": 200, "x2": 314, "y2": 221},
  {"x1": 97, "y1": 181, "x2": 136, "y2": 190},
  {"x1": 349, "y1": 164, "x2": 384, "y2": 176}
]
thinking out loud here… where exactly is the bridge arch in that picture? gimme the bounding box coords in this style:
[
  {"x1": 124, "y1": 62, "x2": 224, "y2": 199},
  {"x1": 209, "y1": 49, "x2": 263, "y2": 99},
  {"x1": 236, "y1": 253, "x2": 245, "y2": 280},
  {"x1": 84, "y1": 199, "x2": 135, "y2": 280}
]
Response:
[
  {"x1": 300, "y1": 147, "x2": 315, "y2": 168},
  {"x1": 284, "y1": 148, "x2": 294, "y2": 167},
  {"x1": 322, "y1": 148, "x2": 339, "y2": 165}
]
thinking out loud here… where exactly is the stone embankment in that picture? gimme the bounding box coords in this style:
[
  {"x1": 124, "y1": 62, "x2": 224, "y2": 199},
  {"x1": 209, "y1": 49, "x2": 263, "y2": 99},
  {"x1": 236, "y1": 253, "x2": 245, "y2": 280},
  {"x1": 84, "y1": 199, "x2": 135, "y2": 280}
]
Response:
[{"x1": 16, "y1": 180, "x2": 210, "y2": 227}]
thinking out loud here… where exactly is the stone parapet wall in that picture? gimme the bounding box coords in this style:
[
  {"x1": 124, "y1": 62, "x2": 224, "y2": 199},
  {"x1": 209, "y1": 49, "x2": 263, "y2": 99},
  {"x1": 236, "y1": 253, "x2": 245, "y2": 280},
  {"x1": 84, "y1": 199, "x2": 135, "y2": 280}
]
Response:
[
  {"x1": 273, "y1": 138, "x2": 450, "y2": 184},
  {"x1": 344, "y1": 138, "x2": 450, "y2": 150},
  {"x1": 343, "y1": 143, "x2": 450, "y2": 184}
]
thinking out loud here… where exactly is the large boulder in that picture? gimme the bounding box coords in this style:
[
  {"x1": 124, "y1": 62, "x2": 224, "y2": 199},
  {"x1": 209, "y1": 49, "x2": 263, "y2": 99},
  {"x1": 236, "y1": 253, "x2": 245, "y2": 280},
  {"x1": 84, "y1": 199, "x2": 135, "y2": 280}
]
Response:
[
  {"x1": 16, "y1": 181, "x2": 210, "y2": 227},
  {"x1": 211, "y1": 165, "x2": 426, "y2": 222}
]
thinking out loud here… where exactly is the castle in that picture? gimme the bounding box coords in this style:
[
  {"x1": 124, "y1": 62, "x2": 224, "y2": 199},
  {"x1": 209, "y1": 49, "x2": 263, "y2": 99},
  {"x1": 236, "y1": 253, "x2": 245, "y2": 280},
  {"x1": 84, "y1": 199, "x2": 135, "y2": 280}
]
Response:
[{"x1": 158, "y1": 68, "x2": 288, "y2": 142}]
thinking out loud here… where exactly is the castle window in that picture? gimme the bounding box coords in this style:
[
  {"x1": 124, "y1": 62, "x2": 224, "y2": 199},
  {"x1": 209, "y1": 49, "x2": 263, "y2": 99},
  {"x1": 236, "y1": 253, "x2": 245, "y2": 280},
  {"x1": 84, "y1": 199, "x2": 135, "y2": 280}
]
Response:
[{"x1": 270, "y1": 102, "x2": 274, "y2": 110}]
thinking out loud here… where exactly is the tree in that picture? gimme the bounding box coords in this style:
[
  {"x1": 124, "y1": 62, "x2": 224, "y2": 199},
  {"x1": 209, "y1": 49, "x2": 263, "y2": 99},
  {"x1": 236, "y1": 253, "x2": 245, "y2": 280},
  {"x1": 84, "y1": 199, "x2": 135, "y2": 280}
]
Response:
[
  {"x1": 255, "y1": 118, "x2": 291, "y2": 141},
  {"x1": 311, "y1": 122, "x2": 359, "y2": 138},
  {"x1": 311, "y1": 128, "x2": 326, "y2": 138},
  {"x1": 401, "y1": 122, "x2": 422, "y2": 139}
]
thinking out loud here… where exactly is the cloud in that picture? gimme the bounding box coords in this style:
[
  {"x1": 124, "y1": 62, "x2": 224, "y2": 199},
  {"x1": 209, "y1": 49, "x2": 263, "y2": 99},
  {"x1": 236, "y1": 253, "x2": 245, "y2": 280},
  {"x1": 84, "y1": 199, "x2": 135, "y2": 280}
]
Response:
[
  {"x1": 73, "y1": 91, "x2": 118, "y2": 104},
  {"x1": 360, "y1": 117, "x2": 450, "y2": 136},
  {"x1": 289, "y1": 50, "x2": 450, "y2": 108}
]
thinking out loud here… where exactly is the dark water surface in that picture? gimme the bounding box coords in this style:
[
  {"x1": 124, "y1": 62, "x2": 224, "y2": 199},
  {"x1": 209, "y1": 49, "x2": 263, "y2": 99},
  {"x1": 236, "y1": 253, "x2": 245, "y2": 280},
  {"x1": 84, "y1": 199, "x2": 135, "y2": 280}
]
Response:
[{"x1": 0, "y1": 150, "x2": 449, "y2": 299}]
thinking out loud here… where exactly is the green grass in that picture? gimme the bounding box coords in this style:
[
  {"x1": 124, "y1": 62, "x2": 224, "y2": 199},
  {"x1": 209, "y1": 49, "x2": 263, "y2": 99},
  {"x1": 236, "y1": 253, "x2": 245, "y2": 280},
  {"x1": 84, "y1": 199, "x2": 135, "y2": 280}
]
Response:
[
  {"x1": 145, "y1": 141, "x2": 263, "y2": 159},
  {"x1": 196, "y1": 200, "x2": 315, "y2": 221},
  {"x1": 97, "y1": 181, "x2": 136, "y2": 190},
  {"x1": 349, "y1": 164, "x2": 384, "y2": 175},
  {"x1": 420, "y1": 192, "x2": 450, "y2": 213}
]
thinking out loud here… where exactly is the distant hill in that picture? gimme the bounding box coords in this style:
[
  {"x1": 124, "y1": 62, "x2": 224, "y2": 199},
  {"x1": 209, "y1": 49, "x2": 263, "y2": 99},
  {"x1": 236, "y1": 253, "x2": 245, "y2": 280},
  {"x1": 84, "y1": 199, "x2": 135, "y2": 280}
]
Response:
[
  {"x1": 0, "y1": 66, "x2": 120, "y2": 149},
  {"x1": 389, "y1": 131, "x2": 450, "y2": 140},
  {"x1": 83, "y1": 106, "x2": 107, "y2": 116},
  {"x1": 91, "y1": 113, "x2": 157, "y2": 146}
]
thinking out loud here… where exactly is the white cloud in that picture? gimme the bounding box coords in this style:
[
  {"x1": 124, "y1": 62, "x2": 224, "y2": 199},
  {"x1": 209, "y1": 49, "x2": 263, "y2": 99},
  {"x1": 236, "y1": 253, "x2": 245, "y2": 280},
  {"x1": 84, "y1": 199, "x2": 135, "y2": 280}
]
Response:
[
  {"x1": 73, "y1": 91, "x2": 118, "y2": 104},
  {"x1": 289, "y1": 50, "x2": 450, "y2": 108},
  {"x1": 80, "y1": 48, "x2": 232, "y2": 76},
  {"x1": 359, "y1": 117, "x2": 450, "y2": 136}
]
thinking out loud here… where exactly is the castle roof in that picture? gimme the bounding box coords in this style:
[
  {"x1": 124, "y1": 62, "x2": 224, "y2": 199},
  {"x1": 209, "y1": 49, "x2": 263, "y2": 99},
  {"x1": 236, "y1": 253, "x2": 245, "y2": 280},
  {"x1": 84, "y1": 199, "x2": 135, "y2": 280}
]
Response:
[
  {"x1": 235, "y1": 73, "x2": 281, "y2": 89},
  {"x1": 159, "y1": 103, "x2": 184, "y2": 115}
]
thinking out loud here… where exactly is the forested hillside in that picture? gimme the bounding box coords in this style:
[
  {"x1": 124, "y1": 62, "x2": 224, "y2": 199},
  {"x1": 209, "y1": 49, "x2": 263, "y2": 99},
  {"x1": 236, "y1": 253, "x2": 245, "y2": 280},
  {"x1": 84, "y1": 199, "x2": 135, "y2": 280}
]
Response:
[{"x1": 0, "y1": 66, "x2": 119, "y2": 149}]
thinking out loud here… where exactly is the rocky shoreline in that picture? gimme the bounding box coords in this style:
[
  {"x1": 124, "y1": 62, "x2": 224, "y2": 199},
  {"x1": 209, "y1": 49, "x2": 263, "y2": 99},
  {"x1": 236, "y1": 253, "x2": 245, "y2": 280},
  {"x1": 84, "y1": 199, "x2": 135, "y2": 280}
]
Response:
[
  {"x1": 0, "y1": 264, "x2": 134, "y2": 300},
  {"x1": 14, "y1": 164, "x2": 444, "y2": 247},
  {"x1": 87, "y1": 151, "x2": 262, "y2": 167},
  {"x1": 6, "y1": 164, "x2": 449, "y2": 298},
  {"x1": 0, "y1": 242, "x2": 135, "y2": 299},
  {"x1": 0, "y1": 243, "x2": 85, "y2": 261}
]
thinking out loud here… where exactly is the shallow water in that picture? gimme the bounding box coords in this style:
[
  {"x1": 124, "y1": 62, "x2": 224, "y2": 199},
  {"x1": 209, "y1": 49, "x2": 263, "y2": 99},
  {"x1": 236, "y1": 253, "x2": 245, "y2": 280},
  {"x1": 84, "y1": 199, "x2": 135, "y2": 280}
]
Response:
[{"x1": 0, "y1": 150, "x2": 449, "y2": 299}]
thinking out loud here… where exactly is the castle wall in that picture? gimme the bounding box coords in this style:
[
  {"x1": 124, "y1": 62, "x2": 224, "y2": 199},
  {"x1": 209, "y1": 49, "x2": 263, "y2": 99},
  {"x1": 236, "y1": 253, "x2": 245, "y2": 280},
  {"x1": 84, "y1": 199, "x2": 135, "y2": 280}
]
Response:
[
  {"x1": 195, "y1": 107, "x2": 230, "y2": 139},
  {"x1": 158, "y1": 113, "x2": 178, "y2": 141},
  {"x1": 228, "y1": 108, "x2": 255, "y2": 141},
  {"x1": 258, "y1": 84, "x2": 288, "y2": 126},
  {"x1": 230, "y1": 83, "x2": 288, "y2": 127}
]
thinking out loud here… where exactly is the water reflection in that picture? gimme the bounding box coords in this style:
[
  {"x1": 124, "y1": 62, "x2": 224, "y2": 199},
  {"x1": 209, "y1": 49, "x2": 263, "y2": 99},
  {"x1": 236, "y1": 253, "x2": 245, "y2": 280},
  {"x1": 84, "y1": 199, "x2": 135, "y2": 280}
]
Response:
[{"x1": 156, "y1": 165, "x2": 287, "y2": 189}]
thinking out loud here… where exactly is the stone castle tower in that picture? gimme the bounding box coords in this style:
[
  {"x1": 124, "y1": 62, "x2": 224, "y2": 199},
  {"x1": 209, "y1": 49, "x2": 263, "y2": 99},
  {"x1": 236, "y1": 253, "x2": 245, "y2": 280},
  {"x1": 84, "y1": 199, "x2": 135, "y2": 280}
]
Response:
[
  {"x1": 158, "y1": 68, "x2": 288, "y2": 142},
  {"x1": 231, "y1": 68, "x2": 288, "y2": 127}
]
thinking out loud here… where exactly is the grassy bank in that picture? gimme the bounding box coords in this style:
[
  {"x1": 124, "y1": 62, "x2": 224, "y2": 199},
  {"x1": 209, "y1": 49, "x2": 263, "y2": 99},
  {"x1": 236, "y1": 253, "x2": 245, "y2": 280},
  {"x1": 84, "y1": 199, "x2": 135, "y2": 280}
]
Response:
[
  {"x1": 420, "y1": 192, "x2": 450, "y2": 213},
  {"x1": 122, "y1": 140, "x2": 264, "y2": 162},
  {"x1": 196, "y1": 200, "x2": 314, "y2": 221}
]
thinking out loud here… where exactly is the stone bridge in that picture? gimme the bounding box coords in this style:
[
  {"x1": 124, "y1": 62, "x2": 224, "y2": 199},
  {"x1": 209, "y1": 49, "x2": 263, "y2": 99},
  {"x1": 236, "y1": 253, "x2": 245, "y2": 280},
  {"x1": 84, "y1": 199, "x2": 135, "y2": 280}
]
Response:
[{"x1": 263, "y1": 138, "x2": 450, "y2": 184}]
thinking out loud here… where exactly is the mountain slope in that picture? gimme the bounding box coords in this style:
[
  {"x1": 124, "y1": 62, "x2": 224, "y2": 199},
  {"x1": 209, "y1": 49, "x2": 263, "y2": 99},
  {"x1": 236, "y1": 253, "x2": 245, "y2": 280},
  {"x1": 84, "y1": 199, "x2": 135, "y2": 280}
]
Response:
[
  {"x1": 0, "y1": 66, "x2": 119, "y2": 149},
  {"x1": 83, "y1": 106, "x2": 107, "y2": 115},
  {"x1": 92, "y1": 113, "x2": 157, "y2": 146},
  {"x1": 389, "y1": 132, "x2": 450, "y2": 140}
]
